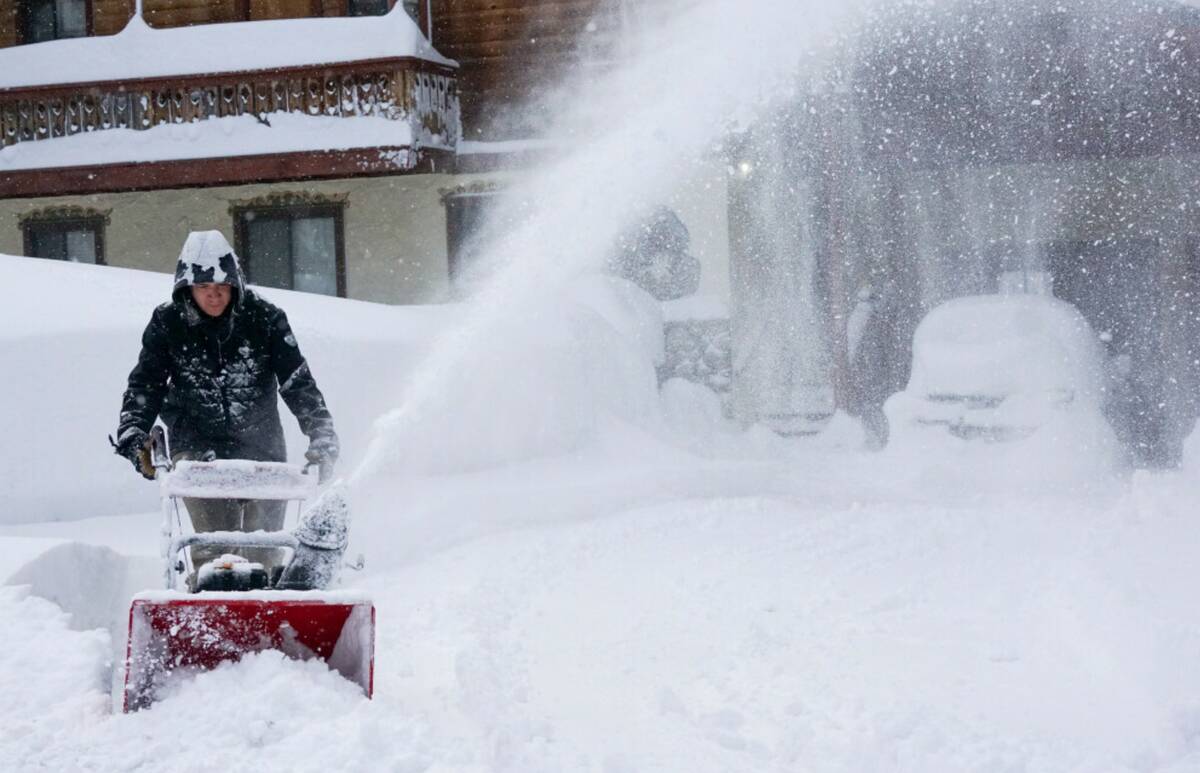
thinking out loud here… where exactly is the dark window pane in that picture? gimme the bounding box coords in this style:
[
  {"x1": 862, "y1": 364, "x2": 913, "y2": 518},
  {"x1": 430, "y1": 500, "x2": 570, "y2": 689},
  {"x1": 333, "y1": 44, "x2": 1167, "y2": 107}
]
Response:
[
  {"x1": 28, "y1": 227, "x2": 66, "y2": 259},
  {"x1": 291, "y1": 217, "x2": 337, "y2": 296},
  {"x1": 241, "y1": 208, "x2": 341, "y2": 297},
  {"x1": 24, "y1": 0, "x2": 57, "y2": 43},
  {"x1": 23, "y1": 0, "x2": 86, "y2": 42},
  {"x1": 27, "y1": 223, "x2": 98, "y2": 263},
  {"x1": 245, "y1": 216, "x2": 292, "y2": 290},
  {"x1": 56, "y1": 0, "x2": 86, "y2": 38},
  {"x1": 445, "y1": 193, "x2": 497, "y2": 282},
  {"x1": 64, "y1": 229, "x2": 96, "y2": 263},
  {"x1": 349, "y1": 0, "x2": 389, "y2": 17},
  {"x1": 402, "y1": 0, "x2": 420, "y2": 24}
]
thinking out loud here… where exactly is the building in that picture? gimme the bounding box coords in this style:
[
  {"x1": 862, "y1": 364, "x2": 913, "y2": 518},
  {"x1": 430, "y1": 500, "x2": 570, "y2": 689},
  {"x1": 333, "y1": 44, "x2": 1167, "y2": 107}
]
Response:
[{"x1": 0, "y1": 0, "x2": 731, "y2": 308}]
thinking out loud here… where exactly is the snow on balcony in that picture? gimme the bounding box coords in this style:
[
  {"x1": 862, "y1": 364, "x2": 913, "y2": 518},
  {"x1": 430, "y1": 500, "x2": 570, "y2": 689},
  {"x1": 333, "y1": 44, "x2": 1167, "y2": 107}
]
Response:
[
  {"x1": 0, "y1": 112, "x2": 416, "y2": 172},
  {"x1": 0, "y1": 6, "x2": 454, "y2": 92},
  {"x1": 0, "y1": 6, "x2": 460, "y2": 180}
]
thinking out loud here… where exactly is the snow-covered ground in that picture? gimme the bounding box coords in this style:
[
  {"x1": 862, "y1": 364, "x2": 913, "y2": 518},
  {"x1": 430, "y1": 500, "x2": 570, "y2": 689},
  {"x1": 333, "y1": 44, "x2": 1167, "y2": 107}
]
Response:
[
  {"x1": 3, "y1": 253, "x2": 1200, "y2": 771},
  {"x1": 5, "y1": 1, "x2": 1200, "y2": 769}
]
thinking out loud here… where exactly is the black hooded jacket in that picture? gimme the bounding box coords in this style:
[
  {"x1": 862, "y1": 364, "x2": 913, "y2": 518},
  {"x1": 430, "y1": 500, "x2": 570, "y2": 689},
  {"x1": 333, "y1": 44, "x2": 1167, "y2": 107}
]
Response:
[{"x1": 117, "y1": 232, "x2": 338, "y2": 462}]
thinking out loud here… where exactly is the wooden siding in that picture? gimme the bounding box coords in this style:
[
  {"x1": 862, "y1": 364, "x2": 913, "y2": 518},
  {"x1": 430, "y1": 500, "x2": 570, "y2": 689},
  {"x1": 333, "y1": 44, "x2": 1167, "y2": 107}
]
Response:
[
  {"x1": 0, "y1": 146, "x2": 449, "y2": 198},
  {"x1": 94, "y1": 0, "x2": 133, "y2": 34},
  {"x1": 0, "y1": 2, "x2": 16, "y2": 48},
  {"x1": 249, "y1": 0, "x2": 322, "y2": 22},
  {"x1": 141, "y1": 0, "x2": 386, "y2": 27},
  {"x1": 142, "y1": 0, "x2": 243, "y2": 28},
  {"x1": 430, "y1": 0, "x2": 639, "y2": 138},
  {"x1": 0, "y1": 0, "x2": 634, "y2": 140}
]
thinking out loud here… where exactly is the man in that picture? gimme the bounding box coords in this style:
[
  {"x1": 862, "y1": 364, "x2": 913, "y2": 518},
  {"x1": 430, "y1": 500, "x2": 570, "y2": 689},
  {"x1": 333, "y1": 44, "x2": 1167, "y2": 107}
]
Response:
[{"x1": 113, "y1": 230, "x2": 339, "y2": 576}]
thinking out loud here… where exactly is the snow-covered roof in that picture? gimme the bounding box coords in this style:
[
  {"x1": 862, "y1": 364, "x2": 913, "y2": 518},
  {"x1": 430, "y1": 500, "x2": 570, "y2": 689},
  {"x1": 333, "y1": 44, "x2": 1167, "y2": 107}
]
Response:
[
  {"x1": 0, "y1": 6, "x2": 455, "y2": 92},
  {"x1": 0, "y1": 113, "x2": 420, "y2": 171}
]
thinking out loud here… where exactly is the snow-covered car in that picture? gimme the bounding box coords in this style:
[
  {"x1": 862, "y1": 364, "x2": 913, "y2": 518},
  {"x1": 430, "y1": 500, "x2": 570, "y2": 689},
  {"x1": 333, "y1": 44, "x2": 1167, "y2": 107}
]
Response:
[{"x1": 886, "y1": 293, "x2": 1107, "y2": 443}]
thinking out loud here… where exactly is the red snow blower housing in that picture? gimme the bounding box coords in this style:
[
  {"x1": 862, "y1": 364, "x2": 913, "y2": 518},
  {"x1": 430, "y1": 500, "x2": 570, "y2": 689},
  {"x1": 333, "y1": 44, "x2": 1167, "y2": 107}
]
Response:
[{"x1": 122, "y1": 428, "x2": 373, "y2": 711}]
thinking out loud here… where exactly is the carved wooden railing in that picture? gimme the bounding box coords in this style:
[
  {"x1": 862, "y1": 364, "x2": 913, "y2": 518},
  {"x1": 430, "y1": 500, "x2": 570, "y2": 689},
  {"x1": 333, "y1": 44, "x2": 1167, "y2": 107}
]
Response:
[{"x1": 0, "y1": 58, "x2": 459, "y2": 152}]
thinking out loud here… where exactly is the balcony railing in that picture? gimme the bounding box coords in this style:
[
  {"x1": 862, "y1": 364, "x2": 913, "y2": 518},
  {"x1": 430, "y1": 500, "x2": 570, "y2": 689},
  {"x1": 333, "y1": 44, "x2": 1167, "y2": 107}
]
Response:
[{"x1": 0, "y1": 57, "x2": 459, "y2": 152}]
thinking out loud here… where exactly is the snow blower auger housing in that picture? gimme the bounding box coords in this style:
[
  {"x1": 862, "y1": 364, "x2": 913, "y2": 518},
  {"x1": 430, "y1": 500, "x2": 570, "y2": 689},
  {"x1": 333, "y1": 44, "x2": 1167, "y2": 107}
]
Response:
[{"x1": 122, "y1": 427, "x2": 373, "y2": 712}]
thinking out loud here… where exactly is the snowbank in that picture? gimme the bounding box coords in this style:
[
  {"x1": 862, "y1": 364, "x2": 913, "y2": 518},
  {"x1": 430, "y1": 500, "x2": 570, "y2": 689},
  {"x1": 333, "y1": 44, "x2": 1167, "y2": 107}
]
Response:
[
  {"x1": 0, "y1": 256, "x2": 670, "y2": 524},
  {"x1": 0, "y1": 254, "x2": 454, "y2": 524},
  {"x1": 0, "y1": 586, "x2": 110, "y2": 746}
]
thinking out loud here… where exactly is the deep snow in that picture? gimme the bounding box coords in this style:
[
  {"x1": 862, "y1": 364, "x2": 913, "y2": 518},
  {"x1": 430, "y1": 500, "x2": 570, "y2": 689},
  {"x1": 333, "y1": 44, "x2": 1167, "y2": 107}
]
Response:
[
  {"x1": 2, "y1": 254, "x2": 1199, "y2": 771},
  {"x1": 5, "y1": 443, "x2": 1200, "y2": 771},
  {"x1": 5, "y1": 0, "x2": 1200, "y2": 770}
]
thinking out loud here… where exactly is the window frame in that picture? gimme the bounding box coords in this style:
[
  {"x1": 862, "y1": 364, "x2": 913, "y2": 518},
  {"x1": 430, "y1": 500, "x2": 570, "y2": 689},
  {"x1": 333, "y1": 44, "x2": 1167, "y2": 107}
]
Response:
[
  {"x1": 21, "y1": 214, "x2": 106, "y2": 264},
  {"x1": 343, "y1": 0, "x2": 428, "y2": 37},
  {"x1": 443, "y1": 189, "x2": 501, "y2": 285},
  {"x1": 17, "y1": 0, "x2": 93, "y2": 45},
  {"x1": 232, "y1": 202, "x2": 347, "y2": 298}
]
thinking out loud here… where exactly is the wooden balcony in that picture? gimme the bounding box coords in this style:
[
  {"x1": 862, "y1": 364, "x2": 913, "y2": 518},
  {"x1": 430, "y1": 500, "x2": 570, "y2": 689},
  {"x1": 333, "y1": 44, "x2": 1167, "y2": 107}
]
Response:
[{"x1": 0, "y1": 57, "x2": 458, "y2": 151}]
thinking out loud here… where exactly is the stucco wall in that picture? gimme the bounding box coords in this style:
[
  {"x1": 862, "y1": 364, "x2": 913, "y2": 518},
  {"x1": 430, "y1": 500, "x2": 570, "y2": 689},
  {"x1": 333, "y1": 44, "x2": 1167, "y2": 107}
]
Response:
[
  {"x1": 0, "y1": 160, "x2": 731, "y2": 305},
  {"x1": 0, "y1": 174, "x2": 455, "y2": 304}
]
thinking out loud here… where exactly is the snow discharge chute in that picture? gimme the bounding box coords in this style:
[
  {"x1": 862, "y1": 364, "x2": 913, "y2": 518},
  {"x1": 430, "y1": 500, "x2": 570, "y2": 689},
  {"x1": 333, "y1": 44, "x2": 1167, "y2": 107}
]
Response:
[{"x1": 121, "y1": 430, "x2": 374, "y2": 711}]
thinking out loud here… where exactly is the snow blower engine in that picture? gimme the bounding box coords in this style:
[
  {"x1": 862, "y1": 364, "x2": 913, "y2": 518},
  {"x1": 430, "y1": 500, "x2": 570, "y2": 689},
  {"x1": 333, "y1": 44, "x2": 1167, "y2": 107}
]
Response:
[{"x1": 122, "y1": 426, "x2": 374, "y2": 711}]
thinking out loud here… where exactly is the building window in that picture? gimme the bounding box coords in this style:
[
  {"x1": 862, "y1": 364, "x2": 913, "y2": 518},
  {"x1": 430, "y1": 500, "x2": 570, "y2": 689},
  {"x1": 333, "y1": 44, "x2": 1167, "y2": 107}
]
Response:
[
  {"x1": 444, "y1": 189, "x2": 501, "y2": 287},
  {"x1": 234, "y1": 204, "x2": 345, "y2": 297},
  {"x1": 401, "y1": 0, "x2": 421, "y2": 25},
  {"x1": 22, "y1": 215, "x2": 104, "y2": 264},
  {"x1": 348, "y1": 0, "x2": 389, "y2": 16},
  {"x1": 20, "y1": 0, "x2": 89, "y2": 44},
  {"x1": 348, "y1": 0, "x2": 422, "y2": 29}
]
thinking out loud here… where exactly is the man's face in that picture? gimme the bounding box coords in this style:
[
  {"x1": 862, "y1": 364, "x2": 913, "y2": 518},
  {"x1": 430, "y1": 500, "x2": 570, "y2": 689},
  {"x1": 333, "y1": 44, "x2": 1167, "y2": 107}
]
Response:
[{"x1": 191, "y1": 283, "x2": 232, "y2": 317}]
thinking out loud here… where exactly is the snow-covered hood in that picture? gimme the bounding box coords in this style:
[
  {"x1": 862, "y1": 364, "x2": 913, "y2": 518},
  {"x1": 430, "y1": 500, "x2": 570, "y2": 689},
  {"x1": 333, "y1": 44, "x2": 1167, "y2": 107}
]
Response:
[
  {"x1": 906, "y1": 294, "x2": 1104, "y2": 404},
  {"x1": 171, "y1": 230, "x2": 246, "y2": 308}
]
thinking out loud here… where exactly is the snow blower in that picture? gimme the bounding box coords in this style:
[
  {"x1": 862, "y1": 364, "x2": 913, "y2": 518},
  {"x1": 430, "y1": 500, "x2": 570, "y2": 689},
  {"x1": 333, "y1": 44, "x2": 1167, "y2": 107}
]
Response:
[{"x1": 122, "y1": 427, "x2": 374, "y2": 711}]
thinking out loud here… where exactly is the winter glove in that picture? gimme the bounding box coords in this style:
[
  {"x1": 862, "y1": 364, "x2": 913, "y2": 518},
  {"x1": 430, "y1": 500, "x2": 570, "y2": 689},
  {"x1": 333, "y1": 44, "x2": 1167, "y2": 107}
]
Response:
[
  {"x1": 112, "y1": 428, "x2": 154, "y2": 480},
  {"x1": 304, "y1": 437, "x2": 338, "y2": 484}
]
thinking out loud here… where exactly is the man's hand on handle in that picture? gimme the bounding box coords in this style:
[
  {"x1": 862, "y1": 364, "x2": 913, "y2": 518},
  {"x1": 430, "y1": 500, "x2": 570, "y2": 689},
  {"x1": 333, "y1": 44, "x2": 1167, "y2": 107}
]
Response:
[
  {"x1": 112, "y1": 428, "x2": 155, "y2": 480},
  {"x1": 305, "y1": 436, "x2": 338, "y2": 484}
]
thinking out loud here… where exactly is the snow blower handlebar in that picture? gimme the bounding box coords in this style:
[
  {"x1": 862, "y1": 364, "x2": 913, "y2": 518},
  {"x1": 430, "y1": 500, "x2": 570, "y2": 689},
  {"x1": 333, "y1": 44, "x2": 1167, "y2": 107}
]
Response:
[
  {"x1": 155, "y1": 452, "x2": 319, "y2": 591},
  {"x1": 148, "y1": 425, "x2": 172, "y2": 475},
  {"x1": 170, "y1": 530, "x2": 300, "y2": 555}
]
